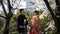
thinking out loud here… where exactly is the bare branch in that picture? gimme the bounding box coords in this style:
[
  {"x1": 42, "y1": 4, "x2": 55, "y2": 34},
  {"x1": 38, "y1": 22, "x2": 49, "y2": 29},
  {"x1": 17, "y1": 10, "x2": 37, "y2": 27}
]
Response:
[
  {"x1": 7, "y1": 0, "x2": 12, "y2": 14},
  {"x1": 0, "y1": 15, "x2": 6, "y2": 19},
  {"x1": 0, "y1": 0, "x2": 7, "y2": 17},
  {"x1": 43, "y1": 0, "x2": 56, "y2": 20}
]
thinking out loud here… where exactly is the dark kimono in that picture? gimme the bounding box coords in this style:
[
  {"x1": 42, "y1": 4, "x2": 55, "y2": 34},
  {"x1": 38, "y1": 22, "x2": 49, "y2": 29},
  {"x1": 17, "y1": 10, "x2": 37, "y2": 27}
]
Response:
[{"x1": 17, "y1": 14, "x2": 28, "y2": 34}]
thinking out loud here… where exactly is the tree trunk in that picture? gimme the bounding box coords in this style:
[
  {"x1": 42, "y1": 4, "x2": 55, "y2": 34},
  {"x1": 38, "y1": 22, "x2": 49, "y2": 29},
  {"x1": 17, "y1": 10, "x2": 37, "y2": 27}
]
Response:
[
  {"x1": 3, "y1": 17, "x2": 10, "y2": 34},
  {"x1": 3, "y1": 0, "x2": 13, "y2": 34},
  {"x1": 55, "y1": 0, "x2": 60, "y2": 34}
]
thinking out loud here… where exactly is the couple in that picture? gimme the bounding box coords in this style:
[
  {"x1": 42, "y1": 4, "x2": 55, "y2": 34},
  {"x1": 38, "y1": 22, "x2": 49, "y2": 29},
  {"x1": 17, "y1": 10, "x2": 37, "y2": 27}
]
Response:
[{"x1": 17, "y1": 9, "x2": 41, "y2": 34}]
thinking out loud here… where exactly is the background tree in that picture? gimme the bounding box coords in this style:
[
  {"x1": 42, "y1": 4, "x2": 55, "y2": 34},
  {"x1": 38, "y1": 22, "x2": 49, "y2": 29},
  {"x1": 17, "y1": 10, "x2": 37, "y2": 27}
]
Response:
[
  {"x1": 0, "y1": 0, "x2": 13, "y2": 34},
  {"x1": 43, "y1": 0, "x2": 60, "y2": 34}
]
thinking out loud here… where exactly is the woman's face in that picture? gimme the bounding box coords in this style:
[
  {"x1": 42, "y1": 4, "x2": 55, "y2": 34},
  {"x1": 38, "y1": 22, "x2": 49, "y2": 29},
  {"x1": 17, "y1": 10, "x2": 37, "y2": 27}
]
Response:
[{"x1": 33, "y1": 12, "x2": 37, "y2": 15}]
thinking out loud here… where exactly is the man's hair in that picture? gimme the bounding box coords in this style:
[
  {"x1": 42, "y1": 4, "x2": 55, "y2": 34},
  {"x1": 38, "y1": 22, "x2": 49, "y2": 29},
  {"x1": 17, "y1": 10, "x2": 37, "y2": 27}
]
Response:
[{"x1": 19, "y1": 9, "x2": 24, "y2": 13}]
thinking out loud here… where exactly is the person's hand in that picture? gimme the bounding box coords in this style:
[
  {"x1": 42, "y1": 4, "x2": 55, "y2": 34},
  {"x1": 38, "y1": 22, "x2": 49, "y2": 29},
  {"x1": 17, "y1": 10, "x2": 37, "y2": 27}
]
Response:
[
  {"x1": 19, "y1": 26, "x2": 23, "y2": 28},
  {"x1": 23, "y1": 26, "x2": 26, "y2": 28}
]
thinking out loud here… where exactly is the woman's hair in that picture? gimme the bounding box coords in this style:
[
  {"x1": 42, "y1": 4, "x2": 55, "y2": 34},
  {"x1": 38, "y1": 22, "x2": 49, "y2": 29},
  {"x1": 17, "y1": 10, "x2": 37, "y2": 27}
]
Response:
[{"x1": 34, "y1": 11, "x2": 39, "y2": 14}]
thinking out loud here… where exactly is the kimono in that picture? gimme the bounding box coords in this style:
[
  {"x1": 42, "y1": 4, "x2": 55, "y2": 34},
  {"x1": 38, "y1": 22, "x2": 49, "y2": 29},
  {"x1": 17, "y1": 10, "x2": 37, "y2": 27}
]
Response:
[{"x1": 30, "y1": 15, "x2": 41, "y2": 34}]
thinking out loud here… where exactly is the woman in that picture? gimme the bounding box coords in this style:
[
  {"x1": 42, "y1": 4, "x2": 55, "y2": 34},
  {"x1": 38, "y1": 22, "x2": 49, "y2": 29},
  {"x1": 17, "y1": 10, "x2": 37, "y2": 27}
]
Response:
[{"x1": 30, "y1": 11, "x2": 41, "y2": 34}]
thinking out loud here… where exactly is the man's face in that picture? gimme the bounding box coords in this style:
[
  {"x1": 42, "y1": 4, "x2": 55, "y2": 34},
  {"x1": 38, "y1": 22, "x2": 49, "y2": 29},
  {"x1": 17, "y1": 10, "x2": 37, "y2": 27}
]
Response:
[{"x1": 21, "y1": 10, "x2": 25, "y2": 15}]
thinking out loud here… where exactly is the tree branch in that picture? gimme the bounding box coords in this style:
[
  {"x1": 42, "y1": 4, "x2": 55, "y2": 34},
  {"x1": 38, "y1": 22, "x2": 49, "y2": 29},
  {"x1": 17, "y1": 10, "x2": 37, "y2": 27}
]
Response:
[
  {"x1": 0, "y1": 15, "x2": 6, "y2": 19},
  {"x1": 7, "y1": 0, "x2": 12, "y2": 14},
  {"x1": 43, "y1": 0, "x2": 60, "y2": 34},
  {"x1": 7, "y1": 0, "x2": 13, "y2": 18},
  {"x1": 43, "y1": 0, "x2": 57, "y2": 20},
  {"x1": 0, "y1": 0, "x2": 7, "y2": 17}
]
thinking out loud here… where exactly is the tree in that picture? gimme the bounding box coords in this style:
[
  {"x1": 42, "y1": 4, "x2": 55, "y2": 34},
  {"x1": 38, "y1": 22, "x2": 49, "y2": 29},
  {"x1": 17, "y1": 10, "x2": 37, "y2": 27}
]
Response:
[
  {"x1": 55, "y1": 0, "x2": 60, "y2": 34},
  {"x1": 0, "y1": 0, "x2": 13, "y2": 34},
  {"x1": 43, "y1": 0, "x2": 60, "y2": 34}
]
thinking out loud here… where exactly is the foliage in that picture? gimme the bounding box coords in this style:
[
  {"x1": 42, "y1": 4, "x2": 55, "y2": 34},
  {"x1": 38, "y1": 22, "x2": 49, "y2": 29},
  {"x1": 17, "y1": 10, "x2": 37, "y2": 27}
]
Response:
[
  {"x1": 41, "y1": 14, "x2": 51, "y2": 30},
  {"x1": 9, "y1": 14, "x2": 18, "y2": 34}
]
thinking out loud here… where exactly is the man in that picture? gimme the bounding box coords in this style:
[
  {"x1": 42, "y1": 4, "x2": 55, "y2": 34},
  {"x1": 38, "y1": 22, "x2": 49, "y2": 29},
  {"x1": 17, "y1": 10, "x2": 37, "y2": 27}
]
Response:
[{"x1": 17, "y1": 9, "x2": 28, "y2": 34}]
